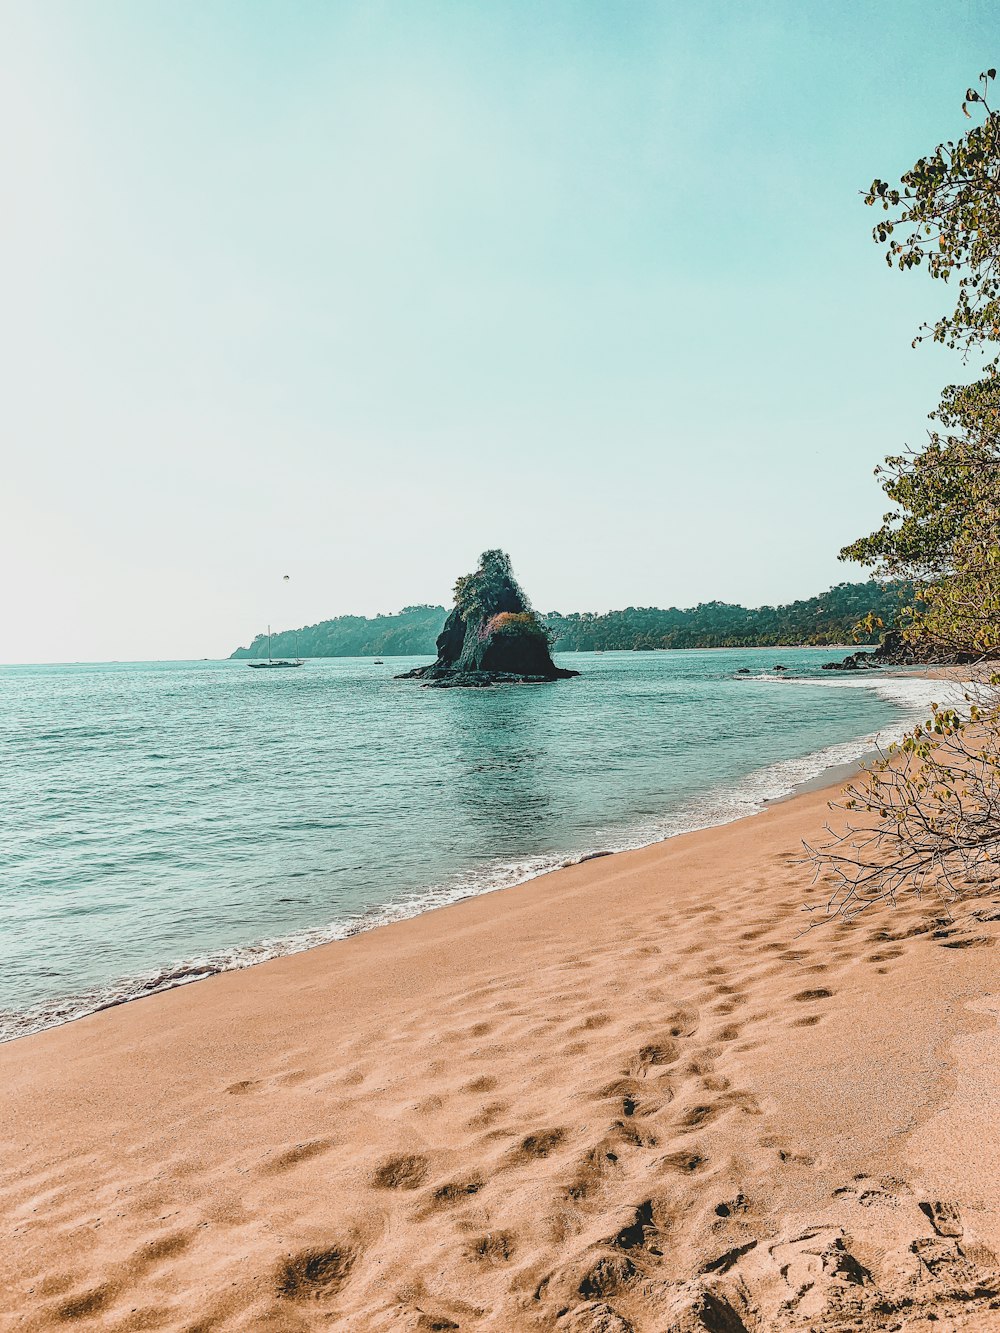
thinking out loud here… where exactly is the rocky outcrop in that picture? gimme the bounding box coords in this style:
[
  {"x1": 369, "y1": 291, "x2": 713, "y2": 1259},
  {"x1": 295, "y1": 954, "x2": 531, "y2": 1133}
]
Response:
[
  {"x1": 823, "y1": 630, "x2": 987, "y2": 671},
  {"x1": 397, "y1": 550, "x2": 579, "y2": 688}
]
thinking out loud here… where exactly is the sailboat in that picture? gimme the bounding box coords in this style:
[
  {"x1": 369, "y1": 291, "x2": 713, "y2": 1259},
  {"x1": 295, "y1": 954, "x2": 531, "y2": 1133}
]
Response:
[{"x1": 248, "y1": 624, "x2": 304, "y2": 669}]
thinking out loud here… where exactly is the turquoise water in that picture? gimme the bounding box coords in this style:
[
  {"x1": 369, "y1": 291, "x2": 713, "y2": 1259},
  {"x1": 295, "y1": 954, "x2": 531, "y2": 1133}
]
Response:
[{"x1": 0, "y1": 650, "x2": 943, "y2": 1041}]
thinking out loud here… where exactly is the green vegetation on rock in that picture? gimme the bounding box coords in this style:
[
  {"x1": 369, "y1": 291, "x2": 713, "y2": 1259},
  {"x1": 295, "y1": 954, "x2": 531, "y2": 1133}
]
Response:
[{"x1": 397, "y1": 550, "x2": 576, "y2": 685}]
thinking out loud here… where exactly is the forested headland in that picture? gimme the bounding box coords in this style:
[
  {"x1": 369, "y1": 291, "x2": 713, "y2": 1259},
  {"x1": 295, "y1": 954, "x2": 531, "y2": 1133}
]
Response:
[
  {"x1": 230, "y1": 580, "x2": 907, "y2": 659},
  {"x1": 543, "y1": 582, "x2": 907, "y2": 651},
  {"x1": 231, "y1": 605, "x2": 446, "y2": 660}
]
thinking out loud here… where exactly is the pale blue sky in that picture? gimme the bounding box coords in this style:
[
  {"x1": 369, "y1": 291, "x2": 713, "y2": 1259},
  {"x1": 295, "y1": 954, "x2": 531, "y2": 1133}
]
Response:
[{"x1": 1, "y1": 0, "x2": 994, "y2": 661}]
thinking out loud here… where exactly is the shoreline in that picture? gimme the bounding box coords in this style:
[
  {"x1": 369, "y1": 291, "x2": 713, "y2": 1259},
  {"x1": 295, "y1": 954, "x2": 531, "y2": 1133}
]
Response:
[
  {"x1": 1, "y1": 672, "x2": 948, "y2": 1048},
  {"x1": 2, "y1": 645, "x2": 869, "y2": 668},
  {"x1": 3, "y1": 752, "x2": 999, "y2": 1329},
  {"x1": 4, "y1": 763, "x2": 855, "y2": 1047}
]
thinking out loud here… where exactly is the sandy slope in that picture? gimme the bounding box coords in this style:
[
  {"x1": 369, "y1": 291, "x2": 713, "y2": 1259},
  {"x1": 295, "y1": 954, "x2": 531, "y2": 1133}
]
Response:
[{"x1": 2, "y1": 781, "x2": 1000, "y2": 1332}]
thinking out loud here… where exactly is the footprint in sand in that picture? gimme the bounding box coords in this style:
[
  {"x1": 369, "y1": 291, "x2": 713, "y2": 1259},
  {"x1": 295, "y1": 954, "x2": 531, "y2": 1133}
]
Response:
[
  {"x1": 667, "y1": 1008, "x2": 700, "y2": 1037},
  {"x1": 609, "y1": 1116, "x2": 658, "y2": 1150},
  {"x1": 919, "y1": 1199, "x2": 964, "y2": 1237},
  {"x1": 466, "y1": 1100, "x2": 508, "y2": 1131},
  {"x1": 414, "y1": 1313, "x2": 460, "y2": 1331},
  {"x1": 833, "y1": 1173, "x2": 911, "y2": 1208},
  {"x1": 701, "y1": 1074, "x2": 731, "y2": 1092},
  {"x1": 760, "y1": 1135, "x2": 815, "y2": 1166},
  {"x1": 714, "y1": 1023, "x2": 742, "y2": 1043},
  {"x1": 626, "y1": 1039, "x2": 680, "y2": 1077},
  {"x1": 432, "y1": 1179, "x2": 483, "y2": 1205},
  {"x1": 777, "y1": 1147, "x2": 816, "y2": 1166},
  {"x1": 274, "y1": 1244, "x2": 356, "y2": 1301},
  {"x1": 676, "y1": 1103, "x2": 720, "y2": 1132},
  {"x1": 608, "y1": 1197, "x2": 670, "y2": 1257},
  {"x1": 564, "y1": 1141, "x2": 624, "y2": 1201},
  {"x1": 578, "y1": 1012, "x2": 613, "y2": 1032},
  {"x1": 34, "y1": 1275, "x2": 75, "y2": 1299},
  {"x1": 700, "y1": 1238, "x2": 758, "y2": 1274},
  {"x1": 657, "y1": 1147, "x2": 709, "y2": 1175},
  {"x1": 466, "y1": 1230, "x2": 518, "y2": 1265},
  {"x1": 679, "y1": 1089, "x2": 761, "y2": 1132},
  {"x1": 768, "y1": 1226, "x2": 870, "y2": 1304},
  {"x1": 597, "y1": 1078, "x2": 661, "y2": 1119},
  {"x1": 462, "y1": 1074, "x2": 497, "y2": 1094},
  {"x1": 274, "y1": 1068, "x2": 310, "y2": 1088},
  {"x1": 371, "y1": 1154, "x2": 430, "y2": 1190},
  {"x1": 260, "y1": 1138, "x2": 335, "y2": 1176},
  {"x1": 712, "y1": 1191, "x2": 751, "y2": 1220},
  {"x1": 506, "y1": 1128, "x2": 568, "y2": 1165},
  {"x1": 49, "y1": 1226, "x2": 196, "y2": 1322},
  {"x1": 866, "y1": 947, "x2": 904, "y2": 963},
  {"x1": 130, "y1": 1231, "x2": 195, "y2": 1273},
  {"x1": 52, "y1": 1284, "x2": 115, "y2": 1321}
]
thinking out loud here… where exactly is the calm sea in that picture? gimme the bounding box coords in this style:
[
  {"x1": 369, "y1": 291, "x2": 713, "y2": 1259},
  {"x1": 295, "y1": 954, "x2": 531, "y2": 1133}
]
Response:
[{"x1": 0, "y1": 650, "x2": 947, "y2": 1041}]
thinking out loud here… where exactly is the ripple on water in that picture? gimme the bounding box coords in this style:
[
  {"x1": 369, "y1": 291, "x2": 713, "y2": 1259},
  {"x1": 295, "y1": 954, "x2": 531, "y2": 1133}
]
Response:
[{"x1": 0, "y1": 653, "x2": 961, "y2": 1041}]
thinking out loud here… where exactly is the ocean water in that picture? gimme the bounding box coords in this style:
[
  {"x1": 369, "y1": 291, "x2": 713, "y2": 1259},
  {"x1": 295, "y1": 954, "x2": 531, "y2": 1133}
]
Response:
[{"x1": 0, "y1": 650, "x2": 953, "y2": 1042}]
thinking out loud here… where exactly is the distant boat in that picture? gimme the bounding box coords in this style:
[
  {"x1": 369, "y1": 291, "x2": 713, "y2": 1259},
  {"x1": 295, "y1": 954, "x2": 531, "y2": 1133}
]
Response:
[
  {"x1": 248, "y1": 625, "x2": 304, "y2": 670},
  {"x1": 374, "y1": 659, "x2": 384, "y2": 665}
]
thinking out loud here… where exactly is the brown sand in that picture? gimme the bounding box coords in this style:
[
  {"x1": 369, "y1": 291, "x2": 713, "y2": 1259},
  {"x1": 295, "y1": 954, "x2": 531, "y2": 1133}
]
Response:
[{"x1": 2, "y1": 779, "x2": 1000, "y2": 1332}]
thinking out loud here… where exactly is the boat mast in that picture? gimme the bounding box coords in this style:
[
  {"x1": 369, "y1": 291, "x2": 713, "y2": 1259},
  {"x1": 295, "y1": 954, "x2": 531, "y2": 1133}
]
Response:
[{"x1": 267, "y1": 624, "x2": 272, "y2": 663}]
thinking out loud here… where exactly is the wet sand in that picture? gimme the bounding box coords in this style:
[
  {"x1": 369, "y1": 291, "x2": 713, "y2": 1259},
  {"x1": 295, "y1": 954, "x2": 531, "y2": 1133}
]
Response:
[{"x1": 2, "y1": 774, "x2": 999, "y2": 1331}]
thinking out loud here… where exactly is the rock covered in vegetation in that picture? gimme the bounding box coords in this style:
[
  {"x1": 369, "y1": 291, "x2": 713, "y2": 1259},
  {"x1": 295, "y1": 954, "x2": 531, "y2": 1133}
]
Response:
[
  {"x1": 823, "y1": 630, "x2": 987, "y2": 670},
  {"x1": 396, "y1": 550, "x2": 579, "y2": 688}
]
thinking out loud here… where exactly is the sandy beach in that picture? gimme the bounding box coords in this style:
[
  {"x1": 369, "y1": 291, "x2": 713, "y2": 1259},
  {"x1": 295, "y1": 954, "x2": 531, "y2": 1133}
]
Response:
[{"x1": 3, "y1": 772, "x2": 1000, "y2": 1332}]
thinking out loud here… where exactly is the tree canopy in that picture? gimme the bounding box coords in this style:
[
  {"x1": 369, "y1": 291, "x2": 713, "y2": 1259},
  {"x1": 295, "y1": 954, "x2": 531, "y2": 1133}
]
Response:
[
  {"x1": 545, "y1": 583, "x2": 907, "y2": 651},
  {"x1": 230, "y1": 582, "x2": 907, "y2": 659},
  {"x1": 841, "y1": 378, "x2": 1000, "y2": 652},
  {"x1": 816, "y1": 74, "x2": 1000, "y2": 924},
  {"x1": 453, "y1": 549, "x2": 533, "y2": 624},
  {"x1": 866, "y1": 68, "x2": 1000, "y2": 360},
  {"x1": 847, "y1": 73, "x2": 1000, "y2": 657}
]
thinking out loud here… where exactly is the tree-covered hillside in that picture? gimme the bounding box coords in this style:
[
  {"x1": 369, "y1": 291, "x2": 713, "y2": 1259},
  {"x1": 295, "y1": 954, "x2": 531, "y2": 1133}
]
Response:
[
  {"x1": 231, "y1": 582, "x2": 908, "y2": 658},
  {"x1": 231, "y1": 605, "x2": 446, "y2": 660},
  {"x1": 544, "y1": 582, "x2": 909, "y2": 651}
]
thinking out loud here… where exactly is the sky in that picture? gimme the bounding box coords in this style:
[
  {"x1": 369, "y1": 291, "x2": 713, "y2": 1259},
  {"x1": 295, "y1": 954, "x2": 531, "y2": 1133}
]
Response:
[{"x1": 1, "y1": 0, "x2": 995, "y2": 662}]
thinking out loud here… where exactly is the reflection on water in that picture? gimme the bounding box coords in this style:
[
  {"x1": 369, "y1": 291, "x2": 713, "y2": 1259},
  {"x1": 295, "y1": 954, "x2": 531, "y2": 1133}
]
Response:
[{"x1": 439, "y1": 689, "x2": 553, "y2": 838}]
